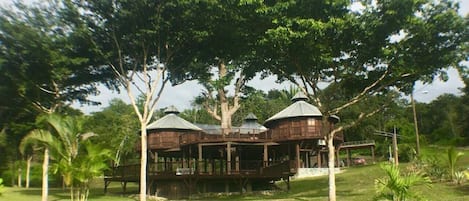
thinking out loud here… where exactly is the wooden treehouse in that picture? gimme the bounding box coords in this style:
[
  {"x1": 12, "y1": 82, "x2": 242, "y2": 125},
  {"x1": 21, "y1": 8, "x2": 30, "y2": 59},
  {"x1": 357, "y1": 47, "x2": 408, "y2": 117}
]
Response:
[{"x1": 104, "y1": 92, "x2": 345, "y2": 198}]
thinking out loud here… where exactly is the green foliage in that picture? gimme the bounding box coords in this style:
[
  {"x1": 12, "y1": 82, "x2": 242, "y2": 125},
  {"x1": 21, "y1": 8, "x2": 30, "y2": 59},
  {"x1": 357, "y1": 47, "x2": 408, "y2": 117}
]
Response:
[
  {"x1": 186, "y1": 88, "x2": 294, "y2": 126},
  {"x1": 0, "y1": 178, "x2": 3, "y2": 196},
  {"x1": 421, "y1": 156, "x2": 446, "y2": 181},
  {"x1": 454, "y1": 171, "x2": 465, "y2": 185},
  {"x1": 417, "y1": 94, "x2": 468, "y2": 145},
  {"x1": 85, "y1": 99, "x2": 139, "y2": 166},
  {"x1": 68, "y1": 142, "x2": 112, "y2": 201},
  {"x1": 374, "y1": 163, "x2": 431, "y2": 201},
  {"x1": 21, "y1": 113, "x2": 111, "y2": 201}
]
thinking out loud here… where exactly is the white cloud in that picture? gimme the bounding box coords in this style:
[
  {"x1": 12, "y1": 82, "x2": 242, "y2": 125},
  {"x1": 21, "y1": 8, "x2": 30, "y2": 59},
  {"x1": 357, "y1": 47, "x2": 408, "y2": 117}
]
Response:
[{"x1": 413, "y1": 68, "x2": 465, "y2": 103}]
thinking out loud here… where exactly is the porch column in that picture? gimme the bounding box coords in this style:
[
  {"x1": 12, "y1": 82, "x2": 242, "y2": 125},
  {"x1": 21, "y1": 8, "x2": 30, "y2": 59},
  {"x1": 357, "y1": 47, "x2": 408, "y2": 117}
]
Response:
[
  {"x1": 182, "y1": 149, "x2": 186, "y2": 168},
  {"x1": 235, "y1": 156, "x2": 240, "y2": 172},
  {"x1": 263, "y1": 144, "x2": 268, "y2": 167},
  {"x1": 371, "y1": 146, "x2": 375, "y2": 164},
  {"x1": 346, "y1": 149, "x2": 351, "y2": 167},
  {"x1": 318, "y1": 152, "x2": 322, "y2": 168},
  {"x1": 198, "y1": 144, "x2": 203, "y2": 173},
  {"x1": 227, "y1": 142, "x2": 232, "y2": 174},
  {"x1": 154, "y1": 152, "x2": 158, "y2": 172},
  {"x1": 188, "y1": 145, "x2": 193, "y2": 169},
  {"x1": 295, "y1": 143, "x2": 300, "y2": 169}
]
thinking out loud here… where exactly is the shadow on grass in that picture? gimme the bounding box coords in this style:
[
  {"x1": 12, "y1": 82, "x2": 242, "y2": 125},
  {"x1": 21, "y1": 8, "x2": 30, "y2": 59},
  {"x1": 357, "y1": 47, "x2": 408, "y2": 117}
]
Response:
[
  {"x1": 14, "y1": 188, "x2": 70, "y2": 200},
  {"x1": 454, "y1": 183, "x2": 469, "y2": 196},
  {"x1": 12, "y1": 186, "x2": 140, "y2": 201}
]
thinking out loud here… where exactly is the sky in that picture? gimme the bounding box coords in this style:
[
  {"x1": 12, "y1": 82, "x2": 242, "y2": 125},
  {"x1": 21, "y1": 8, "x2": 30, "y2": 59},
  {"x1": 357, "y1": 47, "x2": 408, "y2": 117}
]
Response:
[{"x1": 1, "y1": 0, "x2": 468, "y2": 114}]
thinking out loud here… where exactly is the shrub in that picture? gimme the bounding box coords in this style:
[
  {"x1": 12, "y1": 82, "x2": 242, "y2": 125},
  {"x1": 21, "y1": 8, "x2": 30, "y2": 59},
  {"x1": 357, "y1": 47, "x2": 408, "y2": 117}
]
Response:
[
  {"x1": 454, "y1": 171, "x2": 465, "y2": 185},
  {"x1": 421, "y1": 156, "x2": 446, "y2": 181},
  {"x1": 0, "y1": 178, "x2": 4, "y2": 196},
  {"x1": 398, "y1": 144, "x2": 416, "y2": 163},
  {"x1": 374, "y1": 163, "x2": 431, "y2": 201}
]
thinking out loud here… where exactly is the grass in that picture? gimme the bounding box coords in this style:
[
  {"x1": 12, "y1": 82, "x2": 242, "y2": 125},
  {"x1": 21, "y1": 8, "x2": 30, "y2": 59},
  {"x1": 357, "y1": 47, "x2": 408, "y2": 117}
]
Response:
[
  {"x1": 0, "y1": 181, "x2": 138, "y2": 201},
  {"x1": 1, "y1": 147, "x2": 469, "y2": 201},
  {"x1": 2, "y1": 165, "x2": 469, "y2": 201},
  {"x1": 196, "y1": 164, "x2": 469, "y2": 201}
]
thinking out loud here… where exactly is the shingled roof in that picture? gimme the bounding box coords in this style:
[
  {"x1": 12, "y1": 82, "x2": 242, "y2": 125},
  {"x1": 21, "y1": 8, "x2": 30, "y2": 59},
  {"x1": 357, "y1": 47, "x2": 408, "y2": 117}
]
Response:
[
  {"x1": 264, "y1": 92, "x2": 322, "y2": 127},
  {"x1": 147, "y1": 106, "x2": 202, "y2": 131}
]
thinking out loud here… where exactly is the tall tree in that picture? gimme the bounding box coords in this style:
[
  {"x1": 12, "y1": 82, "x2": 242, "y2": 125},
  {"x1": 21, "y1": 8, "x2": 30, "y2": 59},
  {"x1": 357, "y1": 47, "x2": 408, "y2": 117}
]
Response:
[
  {"x1": 19, "y1": 129, "x2": 53, "y2": 201},
  {"x1": 0, "y1": 1, "x2": 109, "y2": 195},
  {"x1": 165, "y1": 0, "x2": 268, "y2": 133},
  {"x1": 72, "y1": 1, "x2": 189, "y2": 199},
  {"x1": 251, "y1": 0, "x2": 468, "y2": 200}
]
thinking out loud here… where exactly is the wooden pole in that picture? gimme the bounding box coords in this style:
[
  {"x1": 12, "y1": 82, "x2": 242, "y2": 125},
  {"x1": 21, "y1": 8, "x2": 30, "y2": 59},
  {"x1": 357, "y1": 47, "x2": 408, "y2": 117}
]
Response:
[
  {"x1": 393, "y1": 126, "x2": 399, "y2": 166},
  {"x1": 346, "y1": 149, "x2": 351, "y2": 167},
  {"x1": 154, "y1": 152, "x2": 158, "y2": 172},
  {"x1": 198, "y1": 144, "x2": 203, "y2": 173},
  {"x1": 296, "y1": 143, "x2": 300, "y2": 169},
  {"x1": 411, "y1": 92, "x2": 421, "y2": 156}
]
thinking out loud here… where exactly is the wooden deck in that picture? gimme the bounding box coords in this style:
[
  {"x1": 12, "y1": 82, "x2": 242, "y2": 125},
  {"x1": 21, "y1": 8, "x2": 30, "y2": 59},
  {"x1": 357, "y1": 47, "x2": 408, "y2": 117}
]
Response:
[
  {"x1": 338, "y1": 140, "x2": 376, "y2": 166},
  {"x1": 104, "y1": 160, "x2": 296, "y2": 198}
]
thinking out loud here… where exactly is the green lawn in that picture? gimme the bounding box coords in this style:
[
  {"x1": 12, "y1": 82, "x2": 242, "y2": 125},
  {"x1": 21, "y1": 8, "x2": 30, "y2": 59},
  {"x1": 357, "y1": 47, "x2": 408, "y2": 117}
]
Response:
[
  {"x1": 0, "y1": 182, "x2": 139, "y2": 201},
  {"x1": 196, "y1": 164, "x2": 469, "y2": 201}
]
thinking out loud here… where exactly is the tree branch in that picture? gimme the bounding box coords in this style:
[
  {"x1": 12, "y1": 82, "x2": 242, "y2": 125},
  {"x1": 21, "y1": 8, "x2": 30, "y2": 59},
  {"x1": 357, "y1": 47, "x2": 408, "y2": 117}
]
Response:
[
  {"x1": 229, "y1": 71, "x2": 246, "y2": 115},
  {"x1": 330, "y1": 69, "x2": 389, "y2": 115},
  {"x1": 330, "y1": 106, "x2": 383, "y2": 136},
  {"x1": 202, "y1": 89, "x2": 221, "y2": 121}
]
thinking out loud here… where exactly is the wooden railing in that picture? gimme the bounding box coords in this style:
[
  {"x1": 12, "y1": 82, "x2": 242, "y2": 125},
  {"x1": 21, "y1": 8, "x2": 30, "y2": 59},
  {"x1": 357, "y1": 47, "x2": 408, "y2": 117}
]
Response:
[
  {"x1": 180, "y1": 130, "x2": 271, "y2": 145},
  {"x1": 341, "y1": 140, "x2": 375, "y2": 147}
]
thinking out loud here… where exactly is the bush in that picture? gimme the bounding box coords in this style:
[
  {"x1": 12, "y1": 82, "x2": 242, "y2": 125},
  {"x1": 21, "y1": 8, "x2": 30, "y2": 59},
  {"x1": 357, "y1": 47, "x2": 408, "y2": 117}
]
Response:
[
  {"x1": 374, "y1": 163, "x2": 431, "y2": 201},
  {"x1": 398, "y1": 144, "x2": 416, "y2": 163},
  {"x1": 421, "y1": 156, "x2": 446, "y2": 181},
  {"x1": 454, "y1": 171, "x2": 465, "y2": 185},
  {"x1": 0, "y1": 178, "x2": 4, "y2": 196}
]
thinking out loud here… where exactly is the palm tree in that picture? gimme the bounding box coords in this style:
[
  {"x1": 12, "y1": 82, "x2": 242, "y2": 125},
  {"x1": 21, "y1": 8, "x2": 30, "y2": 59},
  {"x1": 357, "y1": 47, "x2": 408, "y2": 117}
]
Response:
[
  {"x1": 20, "y1": 129, "x2": 58, "y2": 201},
  {"x1": 447, "y1": 147, "x2": 464, "y2": 181},
  {"x1": 73, "y1": 142, "x2": 112, "y2": 201},
  {"x1": 374, "y1": 163, "x2": 431, "y2": 201},
  {"x1": 20, "y1": 114, "x2": 105, "y2": 201}
]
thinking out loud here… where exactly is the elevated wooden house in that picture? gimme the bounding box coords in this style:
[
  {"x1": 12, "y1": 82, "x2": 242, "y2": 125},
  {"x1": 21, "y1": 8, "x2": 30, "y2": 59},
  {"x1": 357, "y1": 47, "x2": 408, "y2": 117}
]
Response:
[{"x1": 104, "y1": 92, "x2": 344, "y2": 198}]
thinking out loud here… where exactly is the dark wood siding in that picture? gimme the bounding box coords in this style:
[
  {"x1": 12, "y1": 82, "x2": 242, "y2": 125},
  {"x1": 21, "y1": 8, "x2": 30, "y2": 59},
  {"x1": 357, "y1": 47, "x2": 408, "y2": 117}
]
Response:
[
  {"x1": 268, "y1": 117, "x2": 323, "y2": 141},
  {"x1": 148, "y1": 131, "x2": 180, "y2": 150}
]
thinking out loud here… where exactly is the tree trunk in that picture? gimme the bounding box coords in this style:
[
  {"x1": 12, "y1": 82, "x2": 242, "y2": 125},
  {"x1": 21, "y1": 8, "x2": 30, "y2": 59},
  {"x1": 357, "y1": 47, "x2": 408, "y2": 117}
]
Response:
[
  {"x1": 42, "y1": 148, "x2": 49, "y2": 201},
  {"x1": 410, "y1": 92, "x2": 420, "y2": 156},
  {"x1": 26, "y1": 155, "x2": 32, "y2": 188},
  {"x1": 327, "y1": 135, "x2": 336, "y2": 201},
  {"x1": 218, "y1": 61, "x2": 232, "y2": 134},
  {"x1": 17, "y1": 167, "x2": 22, "y2": 188},
  {"x1": 140, "y1": 124, "x2": 148, "y2": 201},
  {"x1": 220, "y1": 103, "x2": 232, "y2": 134}
]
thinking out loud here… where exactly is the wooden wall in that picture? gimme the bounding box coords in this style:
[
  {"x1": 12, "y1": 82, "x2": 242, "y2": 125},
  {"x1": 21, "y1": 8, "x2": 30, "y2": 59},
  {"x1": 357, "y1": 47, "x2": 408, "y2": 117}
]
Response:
[{"x1": 267, "y1": 117, "x2": 343, "y2": 141}]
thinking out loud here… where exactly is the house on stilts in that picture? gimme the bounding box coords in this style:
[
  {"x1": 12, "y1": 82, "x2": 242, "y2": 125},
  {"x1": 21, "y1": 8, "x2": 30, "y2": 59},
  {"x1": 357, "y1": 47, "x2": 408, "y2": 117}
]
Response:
[{"x1": 104, "y1": 92, "x2": 373, "y2": 198}]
